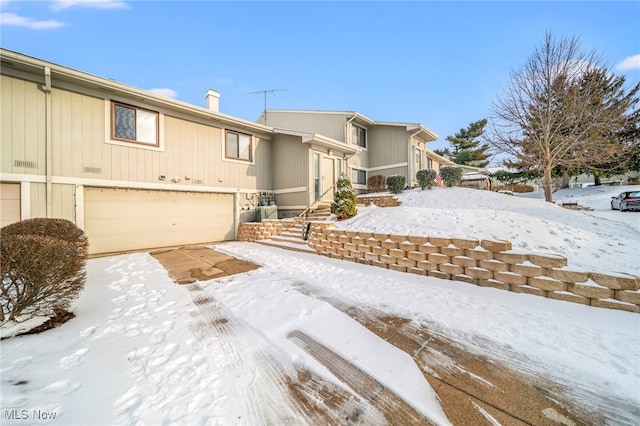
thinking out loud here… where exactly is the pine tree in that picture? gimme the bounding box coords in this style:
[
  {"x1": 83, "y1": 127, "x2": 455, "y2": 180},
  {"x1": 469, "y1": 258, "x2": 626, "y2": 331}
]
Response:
[
  {"x1": 331, "y1": 175, "x2": 358, "y2": 219},
  {"x1": 444, "y1": 119, "x2": 490, "y2": 167}
]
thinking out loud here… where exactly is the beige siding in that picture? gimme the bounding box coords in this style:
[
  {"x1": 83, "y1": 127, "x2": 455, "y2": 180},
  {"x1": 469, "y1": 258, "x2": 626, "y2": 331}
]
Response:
[
  {"x1": 0, "y1": 75, "x2": 46, "y2": 176},
  {"x1": 368, "y1": 126, "x2": 409, "y2": 168},
  {"x1": 369, "y1": 166, "x2": 407, "y2": 180},
  {"x1": 274, "y1": 191, "x2": 308, "y2": 207},
  {"x1": 29, "y1": 182, "x2": 47, "y2": 218},
  {"x1": 46, "y1": 87, "x2": 271, "y2": 191},
  {"x1": 271, "y1": 134, "x2": 307, "y2": 190},
  {"x1": 261, "y1": 111, "x2": 347, "y2": 141},
  {"x1": 51, "y1": 183, "x2": 75, "y2": 222}
]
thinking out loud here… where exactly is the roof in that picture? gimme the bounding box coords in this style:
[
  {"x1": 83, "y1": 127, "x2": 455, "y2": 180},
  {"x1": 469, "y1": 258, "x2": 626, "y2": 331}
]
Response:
[
  {"x1": 261, "y1": 109, "x2": 438, "y2": 140},
  {"x1": 0, "y1": 48, "x2": 272, "y2": 136},
  {"x1": 272, "y1": 128, "x2": 357, "y2": 154}
]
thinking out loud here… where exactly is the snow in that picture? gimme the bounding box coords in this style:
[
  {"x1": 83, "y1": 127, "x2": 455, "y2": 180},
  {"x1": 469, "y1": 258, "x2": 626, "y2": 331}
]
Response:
[{"x1": 1, "y1": 186, "x2": 639, "y2": 425}]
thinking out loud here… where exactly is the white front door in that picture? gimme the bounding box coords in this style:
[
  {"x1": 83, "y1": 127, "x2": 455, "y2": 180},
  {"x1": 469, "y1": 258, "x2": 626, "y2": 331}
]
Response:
[{"x1": 322, "y1": 157, "x2": 335, "y2": 202}]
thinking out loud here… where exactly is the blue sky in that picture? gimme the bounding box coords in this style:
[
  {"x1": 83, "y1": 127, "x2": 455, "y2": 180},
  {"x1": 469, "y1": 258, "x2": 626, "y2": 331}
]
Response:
[{"x1": 1, "y1": 1, "x2": 639, "y2": 153}]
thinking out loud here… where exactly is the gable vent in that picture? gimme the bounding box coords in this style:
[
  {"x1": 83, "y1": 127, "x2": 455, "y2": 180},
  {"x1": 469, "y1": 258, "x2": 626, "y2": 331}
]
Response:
[
  {"x1": 14, "y1": 160, "x2": 38, "y2": 169},
  {"x1": 83, "y1": 166, "x2": 102, "y2": 174}
]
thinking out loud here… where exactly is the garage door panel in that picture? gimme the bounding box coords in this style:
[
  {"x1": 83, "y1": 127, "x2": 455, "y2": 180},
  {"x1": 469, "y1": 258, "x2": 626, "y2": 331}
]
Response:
[
  {"x1": 1, "y1": 183, "x2": 21, "y2": 228},
  {"x1": 84, "y1": 188, "x2": 234, "y2": 254}
]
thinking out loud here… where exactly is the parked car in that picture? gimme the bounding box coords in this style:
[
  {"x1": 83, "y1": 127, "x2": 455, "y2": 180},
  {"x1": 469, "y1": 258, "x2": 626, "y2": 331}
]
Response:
[{"x1": 611, "y1": 191, "x2": 640, "y2": 211}]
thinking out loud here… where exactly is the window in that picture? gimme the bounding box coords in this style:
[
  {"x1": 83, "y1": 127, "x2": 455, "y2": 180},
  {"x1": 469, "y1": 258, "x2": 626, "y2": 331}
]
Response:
[
  {"x1": 314, "y1": 153, "x2": 321, "y2": 200},
  {"x1": 226, "y1": 130, "x2": 252, "y2": 161},
  {"x1": 427, "y1": 158, "x2": 433, "y2": 169},
  {"x1": 334, "y1": 158, "x2": 342, "y2": 181},
  {"x1": 112, "y1": 102, "x2": 158, "y2": 146},
  {"x1": 351, "y1": 168, "x2": 367, "y2": 185},
  {"x1": 351, "y1": 124, "x2": 367, "y2": 148}
]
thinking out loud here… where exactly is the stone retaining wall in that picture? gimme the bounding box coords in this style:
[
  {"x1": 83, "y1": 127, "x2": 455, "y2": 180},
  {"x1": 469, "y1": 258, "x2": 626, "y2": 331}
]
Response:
[
  {"x1": 306, "y1": 222, "x2": 640, "y2": 313},
  {"x1": 357, "y1": 195, "x2": 402, "y2": 207},
  {"x1": 237, "y1": 218, "x2": 302, "y2": 242}
]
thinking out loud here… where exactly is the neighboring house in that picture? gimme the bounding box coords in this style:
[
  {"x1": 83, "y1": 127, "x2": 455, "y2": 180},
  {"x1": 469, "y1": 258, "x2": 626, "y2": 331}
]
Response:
[
  {"x1": 258, "y1": 110, "x2": 454, "y2": 197},
  {"x1": 0, "y1": 49, "x2": 456, "y2": 254},
  {"x1": 0, "y1": 48, "x2": 272, "y2": 255}
]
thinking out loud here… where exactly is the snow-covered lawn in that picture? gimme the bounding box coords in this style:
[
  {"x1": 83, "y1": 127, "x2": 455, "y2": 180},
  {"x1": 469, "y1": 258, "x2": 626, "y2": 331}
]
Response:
[{"x1": 1, "y1": 186, "x2": 639, "y2": 425}]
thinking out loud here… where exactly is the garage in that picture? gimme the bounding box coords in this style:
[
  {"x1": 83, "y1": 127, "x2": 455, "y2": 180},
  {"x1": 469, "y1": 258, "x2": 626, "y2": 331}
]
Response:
[
  {"x1": 1, "y1": 183, "x2": 21, "y2": 228},
  {"x1": 84, "y1": 187, "x2": 234, "y2": 255}
]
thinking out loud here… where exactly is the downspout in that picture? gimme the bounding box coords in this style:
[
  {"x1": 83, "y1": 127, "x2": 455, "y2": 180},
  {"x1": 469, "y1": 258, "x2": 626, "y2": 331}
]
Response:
[
  {"x1": 408, "y1": 129, "x2": 422, "y2": 187},
  {"x1": 44, "y1": 67, "x2": 53, "y2": 218},
  {"x1": 344, "y1": 114, "x2": 357, "y2": 170}
]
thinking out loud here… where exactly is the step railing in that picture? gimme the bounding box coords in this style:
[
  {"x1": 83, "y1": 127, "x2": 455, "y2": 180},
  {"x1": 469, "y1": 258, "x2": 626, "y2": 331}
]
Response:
[{"x1": 299, "y1": 183, "x2": 336, "y2": 239}]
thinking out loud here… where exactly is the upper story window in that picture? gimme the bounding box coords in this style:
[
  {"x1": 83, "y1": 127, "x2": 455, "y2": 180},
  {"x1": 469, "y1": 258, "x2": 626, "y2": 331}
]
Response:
[
  {"x1": 226, "y1": 130, "x2": 252, "y2": 161},
  {"x1": 351, "y1": 124, "x2": 367, "y2": 149},
  {"x1": 112, "y1": 102, "x2": 159, "y2": 146}
]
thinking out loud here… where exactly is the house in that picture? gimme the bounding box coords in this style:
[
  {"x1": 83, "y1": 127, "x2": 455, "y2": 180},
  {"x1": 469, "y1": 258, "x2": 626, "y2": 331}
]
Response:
[
  {"x1": 259, "y1": 110, "x2": 455, "y2": 199},
  {"x1": 1, "y1": 48, "x2": 453, "y2": 255},
  {"x1": 0, "y1": 48, "x2": 272, "y2": 255}
]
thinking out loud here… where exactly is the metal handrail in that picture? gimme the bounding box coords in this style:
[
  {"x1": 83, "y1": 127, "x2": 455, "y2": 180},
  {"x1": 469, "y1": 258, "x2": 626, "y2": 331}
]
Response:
[{"x1": 299, "y1": 182, "x2": 336, "y2": 223}]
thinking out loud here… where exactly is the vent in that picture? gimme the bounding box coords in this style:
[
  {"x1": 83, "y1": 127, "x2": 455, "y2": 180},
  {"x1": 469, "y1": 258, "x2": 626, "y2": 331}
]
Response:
[
  {"x1": 83, "y1": 166, "x2": 102, "y2": 174},
  {"x1": 14, "y1": 160, "x2": 38, "y2": 169}
]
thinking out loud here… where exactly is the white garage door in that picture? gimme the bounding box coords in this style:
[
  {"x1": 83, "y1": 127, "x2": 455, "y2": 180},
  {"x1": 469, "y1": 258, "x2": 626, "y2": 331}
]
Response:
[
  {"x1": 1, "y1": 183, "x2": 21, "y2": 228},
  {"x1": 84, "y1": 187, "x2": 234, "y2": 255}
]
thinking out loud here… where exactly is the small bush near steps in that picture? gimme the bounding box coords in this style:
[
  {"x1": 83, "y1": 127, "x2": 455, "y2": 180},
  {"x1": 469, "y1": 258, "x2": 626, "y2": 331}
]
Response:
[
  {"x1": 367, "y1": 175, "x2": 386, "y2": 192},
  {"x1": 416, "y1": 169, "x2": 437, "y2": 189},
  {"x1": 331, "y1": 175, "x2": 358, "y2": 219},
  {"x1": 1, "y1": 218, "x2": 88, "y2": 329},
  {"x1": 387, "y1": 175, "x2": 406, "y2": 194}
]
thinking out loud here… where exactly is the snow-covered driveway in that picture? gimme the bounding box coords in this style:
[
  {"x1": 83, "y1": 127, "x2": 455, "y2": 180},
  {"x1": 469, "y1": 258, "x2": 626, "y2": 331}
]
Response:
[{"x1": 2, "y1": 242, "x2": 638, "y2": 425}]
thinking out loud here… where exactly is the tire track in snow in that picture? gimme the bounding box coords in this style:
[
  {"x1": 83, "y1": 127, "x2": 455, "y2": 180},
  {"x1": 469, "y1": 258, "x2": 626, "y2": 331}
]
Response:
[
  {"x1": 184, "y1": 283, "x2": 311, "y2": 425},
  {"x1": 287, "y1": 279, "x2": 618, "y2": 426}
]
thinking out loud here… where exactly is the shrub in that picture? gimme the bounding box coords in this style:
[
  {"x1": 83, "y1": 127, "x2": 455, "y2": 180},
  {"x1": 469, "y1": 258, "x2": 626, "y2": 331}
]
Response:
[
  {"x1": 331, "y1": 175, "x2": 358, "y2": 219},
  {"x1": 493, "y1": 184, "x2": 535, "y2": 193},
  {"x1": 1, "y1": 218, "x2": 88, "y2": 324},
  {"x1": 386, "y1": 175, "x2": 406, "y2": 194},
  {"x1": 416, "y1": 169, "x2": 437, "y2": 190},
  {"x1": 367, "y1": 174, "x2": 386, "y2": 192},
  {"x1": 439, "y1": 166, "x2": 464, "y2": 187}
]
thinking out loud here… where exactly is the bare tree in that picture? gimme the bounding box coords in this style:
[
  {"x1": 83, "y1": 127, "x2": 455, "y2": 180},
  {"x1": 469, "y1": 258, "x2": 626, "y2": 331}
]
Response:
[{"x1": 487, "y1": 31, "x2": 630, "y2": 202}]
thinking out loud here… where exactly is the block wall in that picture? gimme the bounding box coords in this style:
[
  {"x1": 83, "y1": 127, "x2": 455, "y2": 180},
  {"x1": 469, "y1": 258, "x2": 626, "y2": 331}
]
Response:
[
  {"x1": 237, "y1": 218, "x2": 302, "y2": 242},
  {"x1": 307, "y1": 222, "x2": 640, "y2": 314},
  {"x1": 357, "y1": 195, "x2": 402, "y2": 207}
]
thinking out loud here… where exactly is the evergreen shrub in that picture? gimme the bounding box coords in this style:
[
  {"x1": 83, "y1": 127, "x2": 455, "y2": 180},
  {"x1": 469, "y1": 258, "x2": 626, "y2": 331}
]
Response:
[
  {"x1": 439, "y1": 166, "x2": 464, "y2": 187},
  {"x1": 416, "y1": 169, "x2": 437, "y2": 189},
  {"x1": 331, "y1": 175, "x2": 358, "y2": 219},
  {"x1": 387, "y1": 175, "x2": 406, "y2": 194}
]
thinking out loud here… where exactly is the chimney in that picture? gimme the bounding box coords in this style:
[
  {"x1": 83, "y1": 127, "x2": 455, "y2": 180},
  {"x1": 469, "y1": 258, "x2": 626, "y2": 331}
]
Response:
[{"x1": 205, "y1": 89, "x2": 220, "y2": 112}]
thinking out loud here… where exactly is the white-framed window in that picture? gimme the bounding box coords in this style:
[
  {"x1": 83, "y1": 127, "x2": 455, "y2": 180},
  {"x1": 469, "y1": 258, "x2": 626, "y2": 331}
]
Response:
[
  {"x1": 351, "y1": 124, "x2": 367, "y2": 148},
  {"x1": 427, "y1": 158, "x2": 433, "y2": 169},
  {"x1": 225, "y1": 130, "x2": 252, "y2": 161},
  {"x1": 111, "y1": 101, "x2": 159, "y2": 146},
  {"x1": 351, "y1": 168, "x2": 367, "y2": 185}
]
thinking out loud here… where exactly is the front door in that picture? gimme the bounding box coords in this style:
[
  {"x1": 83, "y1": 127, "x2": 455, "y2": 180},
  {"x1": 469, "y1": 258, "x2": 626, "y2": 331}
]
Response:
[{"x1": 322, "y1": 157, "x2": 335, "y2": 202}]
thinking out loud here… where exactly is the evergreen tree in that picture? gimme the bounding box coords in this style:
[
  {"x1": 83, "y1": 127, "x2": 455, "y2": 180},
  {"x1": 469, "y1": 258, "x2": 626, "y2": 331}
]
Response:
[
  {"x1": 444, "y1": 119, "x2": 491, "y2": 167},
  {"x1": 331, "y1": 175, "x2": 358, "y2": 219}
]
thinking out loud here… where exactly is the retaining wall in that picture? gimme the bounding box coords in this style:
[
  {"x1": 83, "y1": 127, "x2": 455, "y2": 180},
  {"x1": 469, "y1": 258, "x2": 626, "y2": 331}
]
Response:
[
  {"x1": 237, "y1": 218, "x2": 302, "y2": 242},
  {"x1": 306, "y1": 222, "x2": 640, "y2": 313},
  {"x1": 357, "y1": 195, "x2": 402, "y2": 207}
]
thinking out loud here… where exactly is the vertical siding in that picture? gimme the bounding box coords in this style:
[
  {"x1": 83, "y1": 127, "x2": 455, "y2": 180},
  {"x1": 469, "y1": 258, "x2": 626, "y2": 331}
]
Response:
[
  {"x1": 51, "y1": 183, "x2": 75, "y2": 221},
  {"x1": 260, "y1": 111, "x2": 347, "y2": 142},
  {"x1": 368, "y1": 126, "x2": 409, "y2": 167},
  {"x1": 0, "y1": 75, "x2": 46, "y2": 176},
  {"x1": 271, "y1": 134, "x2": 307, "y2": 190},
  {"x1": 30, "y1": 182, "x2": 46, "y2": 218}
]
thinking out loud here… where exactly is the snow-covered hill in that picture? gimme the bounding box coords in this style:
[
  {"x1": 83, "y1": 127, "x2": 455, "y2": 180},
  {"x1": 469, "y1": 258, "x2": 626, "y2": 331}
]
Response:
[{"x1": 337, "y1": 186, "x2": 640, "y2": 275}]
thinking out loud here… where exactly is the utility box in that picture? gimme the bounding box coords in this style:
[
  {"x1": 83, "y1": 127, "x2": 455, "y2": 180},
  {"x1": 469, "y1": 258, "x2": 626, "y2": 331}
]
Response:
[{"x1": 257, "y1": 205, "x2": 278, "y2": 220}]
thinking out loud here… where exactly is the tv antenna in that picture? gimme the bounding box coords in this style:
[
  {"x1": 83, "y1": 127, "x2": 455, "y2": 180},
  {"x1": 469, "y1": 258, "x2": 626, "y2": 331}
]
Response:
[{"x1": 246, "y1": 88, "x2": 288, "y2": 124}]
